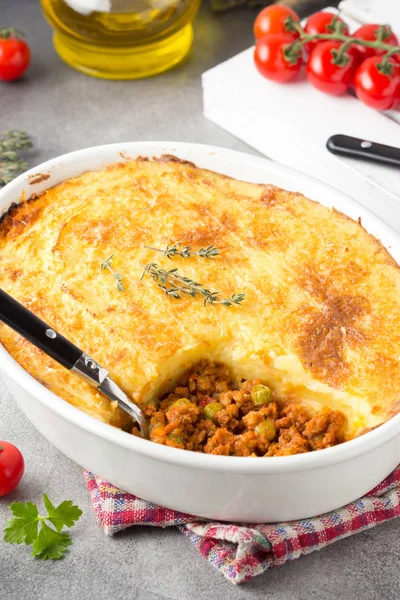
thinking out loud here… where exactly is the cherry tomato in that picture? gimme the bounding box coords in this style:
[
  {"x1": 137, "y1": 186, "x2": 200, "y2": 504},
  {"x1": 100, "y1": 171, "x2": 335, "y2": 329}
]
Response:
[
  {"x1": 352, "y1": 24, "x2": 398, "y2": 61},
  {"x1": 254, "y1": 34, "x2": 303, "y2": 83},
  {"x1": 393, "y1": 52, "x2": 400, "y2": 66},
  {"x1": 0, "y1": 441, "x2": 24, "y2": 496},
  {"x1": 254, "y1": 5, "x2": 300, "y2": 41},
  {"x1": 354, "y1": 56, "x2": 400, "y2": 110},
  {"x1": 0, "y1": 30, "x2": 30, "y2": 82},
  {"x1": 306, "y1": 41, "x2": 358, "y2": 95},
  {"x1": 304, "y1": 12, "x2": 350, "y2": 53}
]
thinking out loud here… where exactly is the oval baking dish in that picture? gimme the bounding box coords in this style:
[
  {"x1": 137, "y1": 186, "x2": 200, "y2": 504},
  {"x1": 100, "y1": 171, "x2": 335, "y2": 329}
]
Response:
[{"x1": 1, "y1": 141, "x2": 400, "y2": 522}]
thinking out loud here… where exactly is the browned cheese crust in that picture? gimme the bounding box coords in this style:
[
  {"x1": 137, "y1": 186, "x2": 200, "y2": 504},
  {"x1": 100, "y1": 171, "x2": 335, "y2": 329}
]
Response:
[{"x1": 0, "y1": 155, "x2": 399, "y2": 437}]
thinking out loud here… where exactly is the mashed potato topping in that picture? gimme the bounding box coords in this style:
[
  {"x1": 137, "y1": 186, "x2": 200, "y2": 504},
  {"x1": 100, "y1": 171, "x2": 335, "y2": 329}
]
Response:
[{"x1": 1, "y1": 155, "x2": 400, "y2": 445}]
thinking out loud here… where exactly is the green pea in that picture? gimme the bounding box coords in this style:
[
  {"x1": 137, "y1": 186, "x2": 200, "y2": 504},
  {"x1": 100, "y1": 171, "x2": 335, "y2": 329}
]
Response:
[
  {"x1": 255, "y1": 420, "x2": 276, "y2": 441},
  {"x1": 170, "y1": 398, "x2": 193, "y2": 408},
  {"x1": 204, "y1": 402, "x2": 223, "y2": 422},
  {"x1": 168, "y1": 433, "x2": 184, "y2": 444},
  {"x1": 250, "y1": 384, "x2": 272, "y2": 406}
]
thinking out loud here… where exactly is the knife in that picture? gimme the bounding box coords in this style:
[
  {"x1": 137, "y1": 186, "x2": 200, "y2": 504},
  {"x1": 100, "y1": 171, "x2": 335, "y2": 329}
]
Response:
[{"x1": 327, "y1": 134, "x2": 400, "y2": 168}]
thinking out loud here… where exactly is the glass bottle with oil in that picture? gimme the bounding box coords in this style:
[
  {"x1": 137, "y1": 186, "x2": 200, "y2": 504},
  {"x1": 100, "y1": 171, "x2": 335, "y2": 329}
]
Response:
[{"x1": 41, "y1": 0, "x2": 201, "y2": 79}]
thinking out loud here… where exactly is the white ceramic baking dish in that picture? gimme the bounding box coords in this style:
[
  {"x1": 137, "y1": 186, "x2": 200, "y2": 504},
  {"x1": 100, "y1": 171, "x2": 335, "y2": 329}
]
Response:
[{"x1": 1, "y1": 141, "x2": 400, "y2": 523}]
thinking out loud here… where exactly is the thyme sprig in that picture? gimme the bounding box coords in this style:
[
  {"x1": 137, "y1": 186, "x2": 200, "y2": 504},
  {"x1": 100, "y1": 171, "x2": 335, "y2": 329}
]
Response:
[
  {"x1": 141, "y1": 263, "x2": 245, "y2": 307},
  {"x1": 100, "y1": 255, "x2": 124, "y2": 292},
  {"x1": 0, "y1": 130, "x2": 32, "y2": 187},
  {"x1": 144, "y1": 243, "x2": 220, "y2": 259}
]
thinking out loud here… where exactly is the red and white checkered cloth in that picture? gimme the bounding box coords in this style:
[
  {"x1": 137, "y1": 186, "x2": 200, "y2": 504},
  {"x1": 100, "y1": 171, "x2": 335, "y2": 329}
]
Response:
[{"x1": 84, "y1": 466, "x2": 400, "y2": 584}]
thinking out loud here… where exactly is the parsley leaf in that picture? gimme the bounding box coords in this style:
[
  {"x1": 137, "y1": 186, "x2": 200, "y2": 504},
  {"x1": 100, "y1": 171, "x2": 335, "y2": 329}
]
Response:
[
  {"x1": 4, "y1": 501, "x2": 39, "y2": 545},
  {"x1": 43, "y1": 494, "x2": 82, "y2": 532},
  {"x1": 3, "y1": 494, "x2": 82, "y2": 560},
  {"x1": 31, "y1": 522, "x2": 72, "y2": 560}
]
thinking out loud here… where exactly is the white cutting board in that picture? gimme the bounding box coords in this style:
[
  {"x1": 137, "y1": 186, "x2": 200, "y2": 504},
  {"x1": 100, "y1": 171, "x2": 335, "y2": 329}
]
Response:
[
  {"x1": 202, "y1": 5, "x2": 400, "y2": 230},
  {"x1": 339, "y1": 0, "x2": 399, "y2": 33}
]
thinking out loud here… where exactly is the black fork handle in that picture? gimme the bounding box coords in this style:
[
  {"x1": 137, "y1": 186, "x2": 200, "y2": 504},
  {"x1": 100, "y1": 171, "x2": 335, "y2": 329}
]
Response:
[{"x1": 0, "y1": 289, "x2": 82, "y2": 370}]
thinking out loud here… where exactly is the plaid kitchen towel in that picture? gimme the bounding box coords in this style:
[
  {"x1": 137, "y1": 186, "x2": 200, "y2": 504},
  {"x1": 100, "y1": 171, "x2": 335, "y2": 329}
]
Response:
[{"x1": 84, "y1": 466, "x2": 400, "y2": 584}]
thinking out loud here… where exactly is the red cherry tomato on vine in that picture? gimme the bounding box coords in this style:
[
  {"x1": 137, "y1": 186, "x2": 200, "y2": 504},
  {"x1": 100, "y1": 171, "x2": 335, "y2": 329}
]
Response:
[
  {"x1": 254, "y1": 5, "x2": 300, "y2": 41},
  {"x1": 254, "y1": 34, "x2": 303, "y2": 83},
  {"x1": 304, "y1": 12, "x2": 350, "y2": 53},
  {"x1": 352, "y1": 24, "x2": 398, "y2": 61},
  {"x1": 0, "y1": 29, "x2": 30, "y2": 82},
  {"x1": 354, "y1": 56, "x2": 400, "y2": 110},
  {"x1": 306, "y1": 41, "x2": 358, "y2": 96},
  {"x1": 0, "y1": 441, "x2": 24, "y2": 496}
]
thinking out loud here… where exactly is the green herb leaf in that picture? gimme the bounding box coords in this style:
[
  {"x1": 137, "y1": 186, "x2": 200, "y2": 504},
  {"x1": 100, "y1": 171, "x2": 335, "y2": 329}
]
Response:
[
  {"x1": 100, "y1": 254, "x2": 124, "y2": 292},
  {"x1": 31, "y1": 522, "x2": 72, "y2": 560},
  {"x1": 3, "y1": 494, "x2": 82, "y2": 560},
  {"x1": 43, "y1": 494, "x2": 82, "y2": 532},
  {"x1": 141, "y1": 263, "x2": 245, "y2": 308},
  {"x1": 4, "y1": 501, "x2": 39, "y2": 545},
  {"x1": 0, "y1": 130, "x2": 32, "y2": 187},
  {"x1": 145, "y1": 243, "x2": 220, "y2": 260}
]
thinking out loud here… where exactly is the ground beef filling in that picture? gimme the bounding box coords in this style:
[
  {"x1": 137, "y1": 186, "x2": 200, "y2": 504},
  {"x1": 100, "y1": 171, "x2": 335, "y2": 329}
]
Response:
[{"x1": 144, "y1": 360, "x2": 346, "y2": 456}]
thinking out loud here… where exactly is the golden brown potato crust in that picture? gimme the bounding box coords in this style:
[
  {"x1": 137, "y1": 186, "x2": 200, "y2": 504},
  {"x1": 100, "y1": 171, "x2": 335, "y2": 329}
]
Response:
[{"x1": 1, "y1": 156, "x2": 399, "y2": 436}]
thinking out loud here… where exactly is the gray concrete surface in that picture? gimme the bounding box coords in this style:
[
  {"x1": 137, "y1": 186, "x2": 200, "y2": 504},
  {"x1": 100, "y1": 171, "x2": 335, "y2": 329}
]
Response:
[{"x1": 1, "y1": 1, "x2": 400, "y2": 599}]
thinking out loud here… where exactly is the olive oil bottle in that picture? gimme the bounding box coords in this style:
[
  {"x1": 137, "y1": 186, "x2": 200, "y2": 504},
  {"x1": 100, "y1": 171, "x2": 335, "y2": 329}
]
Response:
[{"x1": 41, "y1": 0, "x2": 201, "y2": 79}]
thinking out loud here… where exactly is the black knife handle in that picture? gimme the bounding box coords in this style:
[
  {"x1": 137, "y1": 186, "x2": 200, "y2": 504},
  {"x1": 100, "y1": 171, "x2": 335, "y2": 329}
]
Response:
[
  {"x1": 327, "y1": 134, "x2": 400, "y2": 167},
  {"x1": 0, "y1": 289, "x2": 82, "y2": 370}
]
